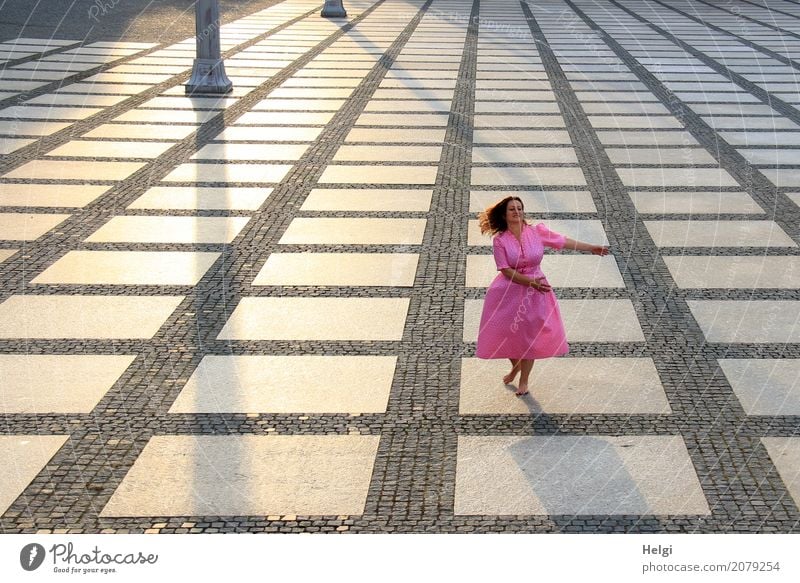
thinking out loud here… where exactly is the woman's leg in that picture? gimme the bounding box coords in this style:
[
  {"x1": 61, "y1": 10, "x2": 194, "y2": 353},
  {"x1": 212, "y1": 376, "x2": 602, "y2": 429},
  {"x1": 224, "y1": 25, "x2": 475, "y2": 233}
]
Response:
[
  {"x1": 503, "y1": 359, "x2": 521, "y2": 384},
  {"x1": 516, "y1": 359, "x2": 535, "y2": 396}
]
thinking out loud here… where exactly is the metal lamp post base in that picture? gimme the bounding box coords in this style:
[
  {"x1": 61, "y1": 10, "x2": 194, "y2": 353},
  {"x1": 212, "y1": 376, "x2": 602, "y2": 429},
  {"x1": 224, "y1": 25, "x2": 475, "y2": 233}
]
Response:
[
  {"x1": 321, "y1": 0, "x2": 347, "y2": 17},
  {"x1": 185, "y1": 58, "x2": 232, "y2": 94}
]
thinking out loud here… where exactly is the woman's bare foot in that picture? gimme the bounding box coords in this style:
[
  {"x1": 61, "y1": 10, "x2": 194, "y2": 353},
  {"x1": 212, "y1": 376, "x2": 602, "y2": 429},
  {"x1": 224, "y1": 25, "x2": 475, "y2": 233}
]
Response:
[
  {"x1": 502, "y1": 370, "x2": 518, "y2": 384},
  {"x1": 515, "y1": 380, "x2": 529, "y2": 396}
]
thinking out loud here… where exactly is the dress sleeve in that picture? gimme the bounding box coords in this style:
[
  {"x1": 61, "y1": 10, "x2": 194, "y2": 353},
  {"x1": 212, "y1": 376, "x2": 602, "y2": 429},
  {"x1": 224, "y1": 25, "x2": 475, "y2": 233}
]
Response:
[
  {"x1": 535, "y1": 223, "x2": 567, "y2": 249},
  {"x1": 492, "y1": 234, "x2": 511, "y2": 270}
]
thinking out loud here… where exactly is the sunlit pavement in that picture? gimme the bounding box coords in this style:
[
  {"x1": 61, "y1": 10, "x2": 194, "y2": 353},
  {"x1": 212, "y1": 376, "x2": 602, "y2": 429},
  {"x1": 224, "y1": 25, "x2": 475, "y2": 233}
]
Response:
[{"x1": 1, "y1": 0, "x2": 799, "y2": 533}]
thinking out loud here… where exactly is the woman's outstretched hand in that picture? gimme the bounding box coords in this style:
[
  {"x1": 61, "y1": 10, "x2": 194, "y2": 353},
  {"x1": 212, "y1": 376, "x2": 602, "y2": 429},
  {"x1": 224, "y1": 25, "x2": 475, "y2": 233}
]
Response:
[{"x1": 590, "y1": 246, "x2": 610, "y2": 256}]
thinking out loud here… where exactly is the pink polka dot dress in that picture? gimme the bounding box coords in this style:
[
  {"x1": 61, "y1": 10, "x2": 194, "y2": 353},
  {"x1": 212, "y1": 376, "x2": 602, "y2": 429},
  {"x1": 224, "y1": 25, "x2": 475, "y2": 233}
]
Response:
[{"x1": 475, "y1": 222, "x2": 569, "y2": 360}]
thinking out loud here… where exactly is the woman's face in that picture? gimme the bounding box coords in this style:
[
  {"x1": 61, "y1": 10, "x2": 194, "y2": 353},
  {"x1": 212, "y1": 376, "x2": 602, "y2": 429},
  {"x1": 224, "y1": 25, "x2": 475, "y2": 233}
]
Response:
[{"x1": 505, "y1": 199, "x2": 524, "y2": 226}]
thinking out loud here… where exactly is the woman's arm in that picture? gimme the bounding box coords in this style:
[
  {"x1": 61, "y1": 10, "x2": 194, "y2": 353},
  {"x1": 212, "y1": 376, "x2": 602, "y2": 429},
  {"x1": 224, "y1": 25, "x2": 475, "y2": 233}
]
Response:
[
  {"x1": 562, "y1": 237, "x2": 609, "y2": 255},
  {"x1": 499, "y1": 268, "x2": 552, "y2": 292}
]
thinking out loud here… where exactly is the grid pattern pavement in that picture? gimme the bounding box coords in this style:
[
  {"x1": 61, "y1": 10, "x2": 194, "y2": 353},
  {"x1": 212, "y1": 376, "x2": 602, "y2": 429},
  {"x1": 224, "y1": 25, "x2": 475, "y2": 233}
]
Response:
[{"x1": 1, "y1": 0, "x2": 799, "y2": 533}]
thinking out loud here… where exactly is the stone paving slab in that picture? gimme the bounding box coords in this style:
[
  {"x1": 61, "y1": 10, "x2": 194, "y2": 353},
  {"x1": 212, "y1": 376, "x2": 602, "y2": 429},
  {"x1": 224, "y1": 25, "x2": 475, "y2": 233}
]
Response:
[
  {"x1": 101, "y1": 435, "x2": 380, "y2": 517},
  {"x1": 0, "y1": 436, "x2": 69, "y2": 515},
  {"x1": 1, "y1": 0, "x2": 799, "y2": 535}
]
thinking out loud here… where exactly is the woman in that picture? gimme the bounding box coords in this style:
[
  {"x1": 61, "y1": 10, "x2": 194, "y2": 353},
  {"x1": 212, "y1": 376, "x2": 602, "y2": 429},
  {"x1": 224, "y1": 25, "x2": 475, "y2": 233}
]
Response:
[{"x1": 476, "y1": 196, "x2": 609, "y2": 396}]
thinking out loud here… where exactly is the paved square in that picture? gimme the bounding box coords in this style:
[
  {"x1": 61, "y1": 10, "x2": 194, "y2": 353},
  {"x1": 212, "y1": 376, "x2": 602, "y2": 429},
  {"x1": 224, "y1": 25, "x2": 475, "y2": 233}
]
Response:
[
  {"x1": 455, "y1": 436, "x2": 709, "y2": 515},
  {"x1": 101, "y1": 435, "x2": 380, "y2": 517},
  {"x1": 0, "y1": 355, "x2": 135, "y2": 414},
  {"x1": 254, "y1": 253, "x2": 418, "y2": 287},
  {"x1": 459, "y1": 358, "x2": 670, "y2": 415},
  {"x1": 0, "y1": 295, "x2": 183, "y2": 339},
  {"x1": 1, "y1": 0, "x2": 799, "y2": 534},
  {"x1": 32, "y1": 251, "x2": 221, "y2": 285},
  {"x1": 0, "y1": 436, "x2": 69, "y2": 515},
  {"x1": 720, "y1": 360, "x2": 800, "y2": 416},
  {"x1": 169, "y1": 355, "x2": 396, "y2": 414},
  {"x1": 217, "y1": 297, "x2": 409, "y2": 341}
]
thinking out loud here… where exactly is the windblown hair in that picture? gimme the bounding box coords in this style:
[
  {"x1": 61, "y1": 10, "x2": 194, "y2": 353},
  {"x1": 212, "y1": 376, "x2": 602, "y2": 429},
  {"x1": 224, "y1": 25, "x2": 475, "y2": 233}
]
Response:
[{"x1": 478, "y1": 196, "x2": 525, "y2": 235}]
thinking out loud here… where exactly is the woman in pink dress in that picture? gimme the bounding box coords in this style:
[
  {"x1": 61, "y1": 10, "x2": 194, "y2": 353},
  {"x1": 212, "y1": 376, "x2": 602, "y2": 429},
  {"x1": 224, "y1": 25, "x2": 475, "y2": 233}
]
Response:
[{"x1": 476, "y1": 196, "x2": 609, "y2": 396}]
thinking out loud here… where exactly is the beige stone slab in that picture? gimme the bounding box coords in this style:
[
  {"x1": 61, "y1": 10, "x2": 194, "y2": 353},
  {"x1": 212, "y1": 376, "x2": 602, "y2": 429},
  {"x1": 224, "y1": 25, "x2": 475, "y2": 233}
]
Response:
[
  {"x1": 355, "y1": 113, "x2": 449, "y2": 127},
  {"x1": 84, "y1": 124, "x2": 196, "y2": 140},
  {"x1": 471, "y1": 167, "x2": 586, "y2": 186},
  {"x1": 629, "y1": 192, "x2": 761, "y2": 214},
  {"x1": 270, "y1": 88, "x2": 355, "y2": 99},
  {"x1": 739, "y1": 149, "x2": 800, "y2": 166},
  {"x1": 455, "y1": 435, "x2": 709, "y2": 515},
  {"x1": 0, "y1": 213, "x2": 70, "y2": 240},
  {"x1": 282, "y1": 77, "x2": 363, "y2": 88},
  {"x1": 236, "y1": 111, "x2": 335, "y2": 125},
  {"x1": 645, "y1": 220, "x2": 795, "y2": 248},
  {"x1": 720, "y1": 360, "x2": 800, "y2": 415},
  {"x1": 57, "y1": 83, "x2": 146, "y2": 95},
  {"x1": 0, "y1": 183, "x2": 109, "y2": 208},
  {"x1": 139, "y1": 96, "x2": 238, "y2": 110},
  {"x1": 254, "y1": 253, "x2": 418, "y2": 287},
  {"x1": 318, "y1": 164, "x2": 438, "y2": 185},
  {"x1": 101, "y1": 435, "x2": 380, "y2": 517},
  {"x1": 162, "y1": 163, "x2": 292, "y2": 183},
  {"x1": 0, "y1": 138, "x2": 34, "y2": 154},
  {"x1": 574, "y1": 91, "x2": 659, "y2": 102},
  {"x1": 280, "y1": 217, "x2": 426, "y2": 245},
  {"x1": 466, "y1": 255, "x2": 624, "y2": 288},
  {"x1": 127, "y1": 187, "x2": 271, "y2": 211},
  {"x1": 474, "y1": 116, "x2": 564, "y2": 129},
  {"x1": 4, "y1": 160, "x2": 145, "y2": 181},
  {"x1": 302, "y1": 188, "x2": 432, "y2": 211},
  {"x1": 333, "y1": 145, "x2": 442, "y2": 162},
  {"x1": 472, "y1": 129, "x2": 572, "y2": 145},
  {"x1": 617, "y1": 168, "x2": 739, "y2": 187},
  {"x1": 475, "y1": 102, "x2": 560, "y2": 115},
  {"x1": 459, "y1": 358, "x2": 670, "y2": 414},
  {"x1": 703, "y1": 116, "x2": 799, "y2": 130},
  {"x1": 213, "y1": 126, "x2": 323, "y2": 142},
  {"x1": 169, "y1": 355, "x2": 396, "y2": 414},
  {"x1": 475, "y1": 90, "x2": 555, "y2": 101},
  {"x1": 0, "y1": 249, "x2": 17, "y2": 264},
  {"x1": 0, "y1": 435, "x2": 69, "y2": 515},
  {"x1": 596, "y1": 131, "x2": 699, "y2": 146},
  {"x1": 191, "y1": 144, "x2": 309, "y2": 161},
  {"x1": 253, "y1": 99, "x2": 346, "y2": 111},
  {"x1": 371, "y1": 89, "x2": 453, "y2": 100},
  {"x1": 344, "y1": 128, "x2": 447, "y2": 143},
  {"x1": 32, "y1": 251, "x2": 221, "y2": 285},
  {"x1": 463, "y1": 298, "x2": 644, "y2": 342},
  {"x1": 468, "y1": 219, "x2": 608, "y2": 246},
  {"x1": 86, "y1": 216, "x2": 249, "y2": 244},
  {"x1": 718, "y1": 132, "x2": 800, "y2": 147},
  {"x1": 589, "y1": 116, "x2": 683, "y2": 129},
  {"x1": 113, "y1": 109, "x2": 214, "y2": 124},
  {"x1": 606, "y1": 148, "x2": 718, "y2": 165},
  {"x1": 687, "y1": 300, "x2": 800, "y2": 343},
  {"x1": 45, "y1": 140, "x2": 173, "y2": 159},
  {"x1": 378, "y1": 79, "x2": 458, "y2": 90},
  {"x1": 364, "y1": 100, "x2": 451, "y2": 112},
  {"x1": 762, "y1": 437, "x2": 800, "y2": 509},
  {"x1": 760, "y1": 169, "x2": 800, "y2": 187},
  {"x1": 581, "y1": 102, "x2": 670, "y2": 114},
  {"x1": 0, "y1": 355, "x2": 136, "y2": 414},
  {"x1": 472, "y1": 147, "x2": 578, "y2": 164},
  {"x1": 0, "y1": 120, "x2": 71, "y2": 136},
  {"x1": 217, "y1": 297, "x2": 409, "y2": 341},
  {"x1": 0, "y1": 106, "x2": 101, "y2": 120},
  {"x1": 0, "y1": 295, "x2": 183, "y2": 339},
  {"x1": 664, "y1": 256, "x2": 800, "y2": 289},
  {"x1": 469, "y1": 190, "x2": 596, "y2": 213}
]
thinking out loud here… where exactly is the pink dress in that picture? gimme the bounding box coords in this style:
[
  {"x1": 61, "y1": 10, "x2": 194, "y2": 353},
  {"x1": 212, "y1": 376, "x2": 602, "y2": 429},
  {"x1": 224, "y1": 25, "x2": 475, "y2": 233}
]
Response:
[{"x1": 475, "y1": 222, "x2": 569, "y2": 360}]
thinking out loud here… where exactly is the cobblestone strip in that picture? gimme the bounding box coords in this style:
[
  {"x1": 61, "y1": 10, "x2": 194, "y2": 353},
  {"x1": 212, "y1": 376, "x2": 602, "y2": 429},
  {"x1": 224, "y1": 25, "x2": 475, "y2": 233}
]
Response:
[
  {"x1": 1, "y1": 0, "x2": 439, "y2": 535},
  {"x1": 524, "y1": 0, "x2": 799, "y2": 532},
  {"x1": 605, "y1": 0, "x2": 800, "y2": 242},
  {"x1": 360, "y1": 0, "x2": 478, "y2": 530},
  {"x1": 0, "y1": 2, "x2": 324, "y2": 171}
]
